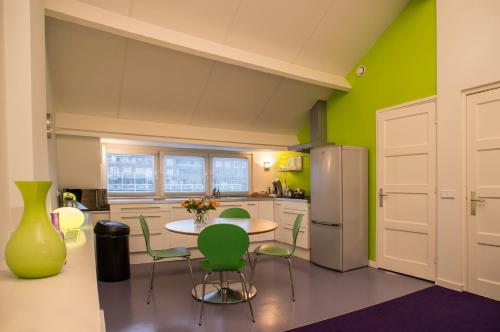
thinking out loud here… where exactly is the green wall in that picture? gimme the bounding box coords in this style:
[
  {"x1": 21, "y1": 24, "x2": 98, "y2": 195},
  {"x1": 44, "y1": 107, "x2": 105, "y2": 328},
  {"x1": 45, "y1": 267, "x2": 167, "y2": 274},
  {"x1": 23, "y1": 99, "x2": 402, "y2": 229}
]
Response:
[
  {"x1": 295, "y1": 0, "x2": 436, "y2": 260},
  {"x1": 326, "y1": 0, "x2": 436, "y2": 260},
  {"x1": 276, "y1": 151, "x2": 311, "y2": 195}
]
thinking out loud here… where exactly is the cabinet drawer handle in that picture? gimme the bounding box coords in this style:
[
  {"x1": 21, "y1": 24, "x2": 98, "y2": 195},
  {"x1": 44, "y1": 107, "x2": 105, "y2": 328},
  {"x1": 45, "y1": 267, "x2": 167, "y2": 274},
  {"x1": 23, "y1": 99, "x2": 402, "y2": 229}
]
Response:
[
  {"x1": 121, "y1": 215, "x2": 161, "y2": 219},
  {"x1": 284, "y1": 211, "x2": 305, "y2": 215},
  {"x1": 283, "y1": 227, "x2": 304, "y2": 233},
  {"x1": 247, "y1": 203, "x2": 257, "y2": 206},
  {"x1": 221, "y1": 205, "x2": 242, "y2": 207},
  {"x1": 121, "y1": 206, "x2": 161, "y2": 211}
]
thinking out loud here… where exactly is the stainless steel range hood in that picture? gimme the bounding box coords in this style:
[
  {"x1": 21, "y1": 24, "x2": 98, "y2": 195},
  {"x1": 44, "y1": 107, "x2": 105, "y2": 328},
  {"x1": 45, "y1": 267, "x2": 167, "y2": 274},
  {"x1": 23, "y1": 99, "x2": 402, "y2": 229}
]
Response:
[{"x1": 288, "y1": 100, "x2": 329, "y2": 152}]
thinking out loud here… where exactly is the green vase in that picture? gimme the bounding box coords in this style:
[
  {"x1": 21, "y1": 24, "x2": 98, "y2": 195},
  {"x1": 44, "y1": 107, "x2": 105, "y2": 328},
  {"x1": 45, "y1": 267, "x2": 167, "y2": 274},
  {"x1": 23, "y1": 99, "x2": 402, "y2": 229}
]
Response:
[{"x1": 5, "y1": 181, "x2": 67, "y2": 278}]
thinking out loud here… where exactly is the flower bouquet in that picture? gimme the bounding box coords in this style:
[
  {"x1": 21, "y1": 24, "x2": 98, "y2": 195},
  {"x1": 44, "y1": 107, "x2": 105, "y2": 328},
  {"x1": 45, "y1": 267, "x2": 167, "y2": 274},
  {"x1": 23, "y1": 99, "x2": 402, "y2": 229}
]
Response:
[{"x1": 181, "y1": 198, "x2": 218, "y2": 225}]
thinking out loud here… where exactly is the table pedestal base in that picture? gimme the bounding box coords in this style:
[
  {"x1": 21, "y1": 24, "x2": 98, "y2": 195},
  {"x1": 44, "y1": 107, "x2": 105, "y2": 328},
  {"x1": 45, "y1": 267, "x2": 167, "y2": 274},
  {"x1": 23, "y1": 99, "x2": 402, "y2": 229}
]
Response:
[{"x1": 192, "y1": 282, "x2": 257, "y2": 304}]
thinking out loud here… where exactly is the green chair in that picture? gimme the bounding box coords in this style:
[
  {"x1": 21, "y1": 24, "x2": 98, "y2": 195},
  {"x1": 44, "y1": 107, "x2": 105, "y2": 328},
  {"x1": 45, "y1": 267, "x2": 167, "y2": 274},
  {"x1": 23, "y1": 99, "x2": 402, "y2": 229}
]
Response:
[
  {"x1": 219, "y1": 207, "x2": 251, "y2": 219},
  {"x1": 252, "y1": 214, "x2": 303, "y2": 302},
  {"x1": 219, "y1": 208, "x2": 254, "y2": 275},
  {"x1": 197, "y1": 224, "x2": 255, "y2": 326},
  {"x1": 139, "y1": 215, "x2": 197, "y2": 304}
]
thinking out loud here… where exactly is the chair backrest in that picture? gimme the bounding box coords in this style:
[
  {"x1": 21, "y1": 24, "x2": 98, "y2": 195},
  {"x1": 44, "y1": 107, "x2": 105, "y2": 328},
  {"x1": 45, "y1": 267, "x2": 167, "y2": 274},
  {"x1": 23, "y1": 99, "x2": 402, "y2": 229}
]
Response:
[
  {"x1": 139, "y1": 215, "x2": 153, "y2": 256},
  {"x1": 290, "y1": 214, "x2": 304, "y2": 255},
  {"x1": 219, "y1": 207, "x2": 251, "y2": 218},
  {"x1": 197, "y1": 224, "x2": 249, "y2": 271}
]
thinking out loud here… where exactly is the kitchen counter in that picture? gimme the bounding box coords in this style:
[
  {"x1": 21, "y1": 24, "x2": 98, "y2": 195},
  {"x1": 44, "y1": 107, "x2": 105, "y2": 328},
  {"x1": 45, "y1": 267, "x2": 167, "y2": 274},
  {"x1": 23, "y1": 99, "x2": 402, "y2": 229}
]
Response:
[
  {"x1": 0, "y1": 224, "x2": 104, "y2": 332},
  {"x1": 109, "y1": 196, "x2": 310, "y2": 204}
]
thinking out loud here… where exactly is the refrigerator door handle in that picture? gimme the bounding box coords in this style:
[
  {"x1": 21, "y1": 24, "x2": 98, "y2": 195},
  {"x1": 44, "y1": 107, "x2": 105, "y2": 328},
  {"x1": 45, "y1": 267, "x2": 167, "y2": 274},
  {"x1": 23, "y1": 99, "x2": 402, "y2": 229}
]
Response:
[{"x1": 311, "y1": 220, "x2": 340, "y2": 227}]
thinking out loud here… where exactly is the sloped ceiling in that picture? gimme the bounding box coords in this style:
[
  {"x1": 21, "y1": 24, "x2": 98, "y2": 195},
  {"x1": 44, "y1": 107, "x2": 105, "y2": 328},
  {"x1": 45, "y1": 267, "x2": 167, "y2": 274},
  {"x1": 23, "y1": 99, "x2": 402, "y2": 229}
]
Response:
[{"x1": 46, "y1": 0, "x2": 408, "y2": 135}]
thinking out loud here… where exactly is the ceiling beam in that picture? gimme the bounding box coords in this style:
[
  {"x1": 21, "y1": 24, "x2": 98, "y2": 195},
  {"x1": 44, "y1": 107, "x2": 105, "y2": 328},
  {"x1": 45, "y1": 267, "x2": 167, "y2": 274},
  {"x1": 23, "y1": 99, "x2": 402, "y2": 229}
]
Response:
[
  {"x1": 54, "y1": 113, "x2": 298, "y2": 149},
  {"x1": 44, "y1": 0, "x2": 351, "y2": 91}
]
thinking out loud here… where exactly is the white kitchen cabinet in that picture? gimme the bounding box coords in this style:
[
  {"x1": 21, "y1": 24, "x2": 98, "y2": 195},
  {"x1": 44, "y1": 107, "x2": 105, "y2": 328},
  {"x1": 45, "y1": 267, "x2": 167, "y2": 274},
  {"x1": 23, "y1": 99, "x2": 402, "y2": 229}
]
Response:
[
  {"x1": 109, "y1": 198, "x2": 306, "y2": 254},
  {"x1": 212, "y1": 201, "x2": 261, "y2": 241},
  {"x1": 169, "y1": 204, "x2": 197, "y2": 248},
  {"x1": 110, "y1": 204, "x2": 171, "y2": 253},
  {"x1": 110, "y1": 203, "x2": 169, "y2": 214},
  {"x1": 274, "y1": 200, "x2": 310, "y2": 249},
  {"x1": 274, "y1": 201, "x2": 286, "y2": 243},
  {"x1": 210, "y1": 201, "x2": 245, "y2": 217},
  {"x1": 244, "y1": 201, "x2": 259, "y2": 218},
  {"x1": 86, "y1": 211, "x2": 110, "y2": 227},
  {"x1": 281, "y1": 209, "x2": 309, "y2": 249},
  {"x1": 258, "y1": 201, "x2": 275, "y2": 241},
  {"x1": 245, "y1": 201, "x2": 260, "y2": 241}
]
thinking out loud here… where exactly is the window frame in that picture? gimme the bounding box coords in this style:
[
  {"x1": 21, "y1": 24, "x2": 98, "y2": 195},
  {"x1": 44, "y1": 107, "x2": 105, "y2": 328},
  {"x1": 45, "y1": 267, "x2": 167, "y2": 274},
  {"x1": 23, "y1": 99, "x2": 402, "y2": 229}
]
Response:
[
  {"x1": 105, "y1": 147, "x2": 158, "y2": 197},
  {"x1": 161, "y1": 151, "x2": 209, "y2": 197},
  {"x1": 103, "y1": 144, "x2": 252, "y2": 198},
  {"x1": 209, "y1": 153, "x2": 252, "y2": 196}
]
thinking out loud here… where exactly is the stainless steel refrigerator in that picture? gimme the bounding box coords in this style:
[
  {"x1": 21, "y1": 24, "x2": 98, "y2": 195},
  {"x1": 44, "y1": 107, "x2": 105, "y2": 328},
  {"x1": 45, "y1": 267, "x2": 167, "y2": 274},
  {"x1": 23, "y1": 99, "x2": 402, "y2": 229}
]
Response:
[{"x1": 310, "y1": 145, "x2": 368, "y2": 271}]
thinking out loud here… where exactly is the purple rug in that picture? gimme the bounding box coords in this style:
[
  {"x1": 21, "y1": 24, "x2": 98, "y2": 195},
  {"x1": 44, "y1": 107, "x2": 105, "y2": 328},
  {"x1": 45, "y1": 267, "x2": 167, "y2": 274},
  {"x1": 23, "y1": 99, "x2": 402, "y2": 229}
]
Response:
[{"x1": 288, "y1": 286, "x2": 500, "y2": 332}]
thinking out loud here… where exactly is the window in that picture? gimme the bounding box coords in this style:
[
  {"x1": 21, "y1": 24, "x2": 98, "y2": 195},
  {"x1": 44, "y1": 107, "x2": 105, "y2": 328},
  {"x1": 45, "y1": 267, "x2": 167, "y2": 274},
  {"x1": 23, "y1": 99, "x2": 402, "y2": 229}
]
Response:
[
  {"x1": 211, "y1": 156, "x2": 249, "y2": 193},
  {"x1": 106, "y1": 153, "x2": 155, "y2": 193},
  {"x1": 104, "y1": 146, "x2": 252, "y2": 196},
  {"x1": 164, "y1": 155, "x2": 206, "y2": 193}
]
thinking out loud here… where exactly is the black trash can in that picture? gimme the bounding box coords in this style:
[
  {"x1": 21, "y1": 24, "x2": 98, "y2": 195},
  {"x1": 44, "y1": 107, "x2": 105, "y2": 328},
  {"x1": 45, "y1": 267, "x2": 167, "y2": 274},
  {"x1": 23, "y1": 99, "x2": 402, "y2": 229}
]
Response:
[{"x1": 94, "y1": 220, "x2": 130, "y2": 282}]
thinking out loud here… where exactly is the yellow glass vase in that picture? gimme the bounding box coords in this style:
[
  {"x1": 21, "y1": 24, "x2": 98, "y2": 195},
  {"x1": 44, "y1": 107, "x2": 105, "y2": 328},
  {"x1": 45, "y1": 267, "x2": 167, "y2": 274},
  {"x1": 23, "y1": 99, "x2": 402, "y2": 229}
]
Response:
[{"x1": 5, "y1": 181, "x2": 67, "y2": 278}]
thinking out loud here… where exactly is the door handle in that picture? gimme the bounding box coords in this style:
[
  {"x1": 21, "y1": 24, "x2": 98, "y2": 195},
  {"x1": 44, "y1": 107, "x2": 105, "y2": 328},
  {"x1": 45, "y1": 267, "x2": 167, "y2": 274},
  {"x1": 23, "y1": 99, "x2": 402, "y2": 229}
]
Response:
[
  {"x1": 471, "y1": 191, "x2": 485, "y2": 216},
  {"x1": 379, "y1": 188, "x2": 388, "y2": 207}
]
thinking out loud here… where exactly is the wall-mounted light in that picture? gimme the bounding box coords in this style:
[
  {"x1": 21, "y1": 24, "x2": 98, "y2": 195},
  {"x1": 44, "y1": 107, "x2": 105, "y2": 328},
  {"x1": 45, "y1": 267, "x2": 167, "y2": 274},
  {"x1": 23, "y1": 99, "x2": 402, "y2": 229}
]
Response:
[{"x1": 263, "y1": 161, "x2": 271, "y2": 171}]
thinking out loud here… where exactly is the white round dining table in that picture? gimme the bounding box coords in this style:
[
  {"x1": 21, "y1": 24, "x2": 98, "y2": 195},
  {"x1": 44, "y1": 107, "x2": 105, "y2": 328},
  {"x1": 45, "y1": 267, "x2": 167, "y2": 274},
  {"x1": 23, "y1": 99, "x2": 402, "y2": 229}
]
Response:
[{"x1": 164, "y1": 217, "x2": 278, "y2": 304}]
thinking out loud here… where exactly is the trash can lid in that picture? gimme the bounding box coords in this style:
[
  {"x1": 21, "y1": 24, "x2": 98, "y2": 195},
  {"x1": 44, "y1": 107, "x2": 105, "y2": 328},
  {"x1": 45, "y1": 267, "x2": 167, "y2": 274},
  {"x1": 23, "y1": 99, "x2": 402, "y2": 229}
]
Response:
[{"x1": 94, "y1": 220, "x2": 130, "y2": 236}]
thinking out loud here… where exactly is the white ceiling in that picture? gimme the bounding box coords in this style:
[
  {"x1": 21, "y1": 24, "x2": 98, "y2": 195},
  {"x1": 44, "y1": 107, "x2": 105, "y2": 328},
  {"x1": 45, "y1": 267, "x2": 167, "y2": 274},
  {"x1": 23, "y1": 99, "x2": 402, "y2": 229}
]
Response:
[
  {"x1": 46, "y1": 0, "x2": 408, "y2": 135},
  {"x1": 76, "y1": 0, "x2": 409, "y2": 75}
]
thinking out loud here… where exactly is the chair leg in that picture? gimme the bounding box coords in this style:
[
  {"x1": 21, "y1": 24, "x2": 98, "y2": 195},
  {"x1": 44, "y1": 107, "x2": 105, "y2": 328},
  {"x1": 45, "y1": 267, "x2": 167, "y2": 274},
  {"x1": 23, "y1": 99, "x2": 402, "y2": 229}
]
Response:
[
  {"x1": 246, "y1": 250, "x2": 254, "y2": 274},
  {"x1": 286, "y1": 256, "x2": 295, "y2": 302},
  {"x1": 186, "y1": 256, "x2": 198, "y2": 298},
  {"x1": 238, "y1": 272, "x2": 255, "y2": 323},
  {"x1": 147, "y1": 258, "x2": 157, "y2": 305},
  {"x1": 250, "y1": 254, "x2": 259, "y2": 286},
  {"x1": 198, "y1": 272, "x2": 210, "y2": 326}
]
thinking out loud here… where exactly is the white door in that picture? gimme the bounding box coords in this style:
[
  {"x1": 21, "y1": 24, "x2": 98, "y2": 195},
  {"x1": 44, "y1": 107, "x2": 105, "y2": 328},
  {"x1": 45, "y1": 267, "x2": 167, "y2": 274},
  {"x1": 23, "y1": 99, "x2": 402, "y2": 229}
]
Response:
[
  {"x1": 467, "y1": 87, "x2": 500, "y2": 301},
  {"x1": 376, "y1": 98, "x2": 436, "y2": 281}
]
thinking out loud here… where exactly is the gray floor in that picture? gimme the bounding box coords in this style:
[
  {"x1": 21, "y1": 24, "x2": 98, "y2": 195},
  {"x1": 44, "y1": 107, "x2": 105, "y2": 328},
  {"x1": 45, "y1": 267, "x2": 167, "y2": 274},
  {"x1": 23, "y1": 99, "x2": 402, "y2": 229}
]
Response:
[{"x1": 98, "y1": 256, "x2": 432, "y2": 332}]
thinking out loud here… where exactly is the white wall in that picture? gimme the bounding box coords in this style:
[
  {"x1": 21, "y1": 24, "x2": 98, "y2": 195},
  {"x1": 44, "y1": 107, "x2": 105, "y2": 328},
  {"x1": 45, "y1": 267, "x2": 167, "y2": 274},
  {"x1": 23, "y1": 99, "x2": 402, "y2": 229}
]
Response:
[
  {"x1": 56, "y1": 135, "x2": 102, "y2": 189},
  {"x1": 46, "y1": 55, "x2": 59, "y2": 206},
  {"x1": 55, "y1": 135, "x2": 279, "y2": 193},
  {"x1": 436, "y1": 0, "x2": 500, "y2": 289},
  {"x1": 252, "y1": 151, "x2": 279, "y2": 193},
  {"x1": 0, "y1": 0, "x2": 49, "y2": 261},
  {"x1": 0, "y1": 0, "x2": 9, "y2": 261}
]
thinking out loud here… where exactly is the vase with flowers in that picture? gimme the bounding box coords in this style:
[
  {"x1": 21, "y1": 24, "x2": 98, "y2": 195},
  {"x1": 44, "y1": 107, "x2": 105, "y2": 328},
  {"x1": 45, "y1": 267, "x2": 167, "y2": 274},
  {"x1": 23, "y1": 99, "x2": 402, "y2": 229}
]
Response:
[{"x1": 181, "y1": 198, "x2": 218, "y2": 225}]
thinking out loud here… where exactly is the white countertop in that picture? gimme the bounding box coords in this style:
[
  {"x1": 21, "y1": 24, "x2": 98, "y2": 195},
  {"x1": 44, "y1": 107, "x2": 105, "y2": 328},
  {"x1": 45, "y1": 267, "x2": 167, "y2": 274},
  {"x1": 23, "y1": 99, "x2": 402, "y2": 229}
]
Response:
[
  {"x1": 109, "y1": 196, "x2": 310, "y2": 204},
  {"x1": 0, "y1": 225, "x2": 103, "y2": 332}
]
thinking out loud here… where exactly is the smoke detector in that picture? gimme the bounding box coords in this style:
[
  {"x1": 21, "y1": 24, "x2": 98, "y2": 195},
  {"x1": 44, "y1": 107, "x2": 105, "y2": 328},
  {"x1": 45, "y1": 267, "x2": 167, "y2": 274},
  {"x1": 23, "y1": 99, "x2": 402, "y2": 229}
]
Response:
[{"x1": 355, "y1": 65, "x2": 366, "y2": 77}]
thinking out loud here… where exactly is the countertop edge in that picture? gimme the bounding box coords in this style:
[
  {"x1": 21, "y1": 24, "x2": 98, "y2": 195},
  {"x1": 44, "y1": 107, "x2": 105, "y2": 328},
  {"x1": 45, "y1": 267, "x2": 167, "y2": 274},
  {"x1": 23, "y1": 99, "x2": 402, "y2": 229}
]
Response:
[{"x1": 108, "y1": 197, "x2": 310, "y2": 205}]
